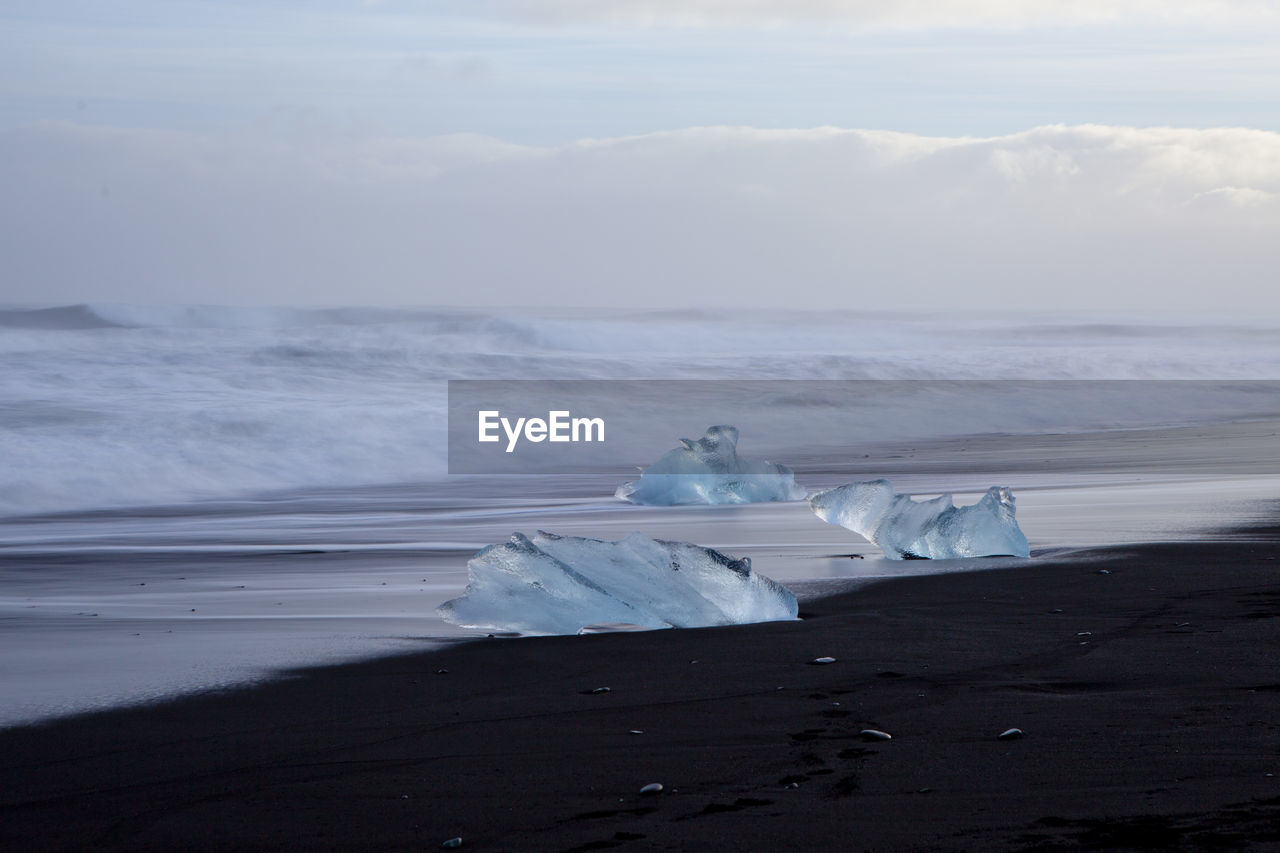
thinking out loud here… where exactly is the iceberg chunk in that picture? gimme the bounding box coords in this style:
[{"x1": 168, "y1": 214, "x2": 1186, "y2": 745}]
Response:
[
  {"x1": 809, "y1": 479, "x2": 1030, "y2": 560},
  {"x1": 617, "y1": 425, "x2": 807, "y2": 505},
  {"x1": 437, "y1": 530, "x2": 798, "y2": 635}
]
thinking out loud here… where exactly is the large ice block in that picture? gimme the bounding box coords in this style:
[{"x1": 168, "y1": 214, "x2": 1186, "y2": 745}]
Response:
[
  {"x1": 809, "y1": 479, "x2": 1030, "y2": 559},
  {"x1": 616, "y1": 425, "x2": 807, "y2": 505},
  {"x1": 437, "y1": 530, "x2": 798, "y2": 635}
]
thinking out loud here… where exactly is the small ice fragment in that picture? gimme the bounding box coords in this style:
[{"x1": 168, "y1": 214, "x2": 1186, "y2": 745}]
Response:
[
  {"x1": 590, "y1": 687, "x2": 612, "y2": 694},
  {"x1": 1099, "y1": 569, "x2": 1111, "y2": 574},
  {"x1": 639, "y1": 783, "x2": 663, "y2": 795},
  {"x1": 809, "y1": 479, "x2": 1029, "y2": 560},
  {"x1": 438, "y1": 531, "x2": 798, "y2": 635},
  {"x1": 629, "y1": 730, "x2": 644, "y2": 735},
  {"x1": 859, "y1": 729, "x2": 892, "y2": 741},
  {"x1": 998, "y1": 728, "x2": 1024, "y2": 740},
  {"x1": 441, "y1": 839, "x2": 462, "y2": 849},
  {"x1": 616, "y1": 425, "x2": 806, "y2": 506},
  {"x1": 810, "y1": 656, "x2": 837, "y2": 665}
]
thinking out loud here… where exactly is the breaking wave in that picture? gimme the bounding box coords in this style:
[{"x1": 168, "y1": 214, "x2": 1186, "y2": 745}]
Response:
[{"x1": 4, "y1": 304, "x2": 1280, "y2": 516}]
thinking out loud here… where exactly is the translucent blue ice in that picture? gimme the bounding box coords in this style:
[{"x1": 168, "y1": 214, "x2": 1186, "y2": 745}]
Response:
[
  {"x1": 809, "y1": 479, "x2": 1030, "y2": 560},
  {"x1": 616, "y1": 425, "x2": 807, "y2": 505},
  {"x1": 437, "y1": 530, "x2": 798, "y2": 635}
]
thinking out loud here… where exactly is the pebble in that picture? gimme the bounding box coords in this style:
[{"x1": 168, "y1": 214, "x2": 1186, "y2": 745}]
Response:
[
  {"x1": 998, "y1": 728, "x2": 1024, "y2": 740},
  {"x1": 784, "y1": 782, "x2": 800, "y2": 789},
  {"x1": 629, "y1": 730, "x2": 644, "y2": 735},
  {"x1": 590, "y1": 686, "x2": 611, "y2": 694},
  {"x1": 1049, "y1": 608, "x2": 1064, "y2": 614},
  {"x1": 1098, "y1": 569, "x2": 1111, "y2": 575},
  {"x1": 639, "y1": 783, "x2": 663, "y2": 795},
  {"x1": 810, "y1": 656, "x2": 837, "y2": 665},
  {"x1": 859, "y1": 729, "x2": 892, "y2": 741},
  {"x1": 435, "y1": 668, "x2": 449, "y2": 675},
  {"x1": 441, "y1": 838, "x2": 462, "y2": 849}
]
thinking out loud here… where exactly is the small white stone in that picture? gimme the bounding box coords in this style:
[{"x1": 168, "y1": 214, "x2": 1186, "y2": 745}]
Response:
[
  {"x1": 998, "y1": 728, "x2": 1024, "y2": 740},
  {"x1": 859, "y1": 729, "x2": 892, "y2": 741},
  {"x1": 810, "y1": 656, "x2": 837, "y2": 665},
  {"x1": 590, "y1": 686, "x2": 611, "y2": 694},
  {"x1": 639, "y1": 782, "x2": 663, "y2": 795},
  {"x1": 441, "y1": 838, "x2": 462, "y2": 849},
  {"x1": 629, "y1": 730, "x2": 644, "y2": 735}
]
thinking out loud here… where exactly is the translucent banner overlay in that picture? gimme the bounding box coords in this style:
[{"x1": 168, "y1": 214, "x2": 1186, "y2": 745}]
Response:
[{"x1": 446, "y1": 380, "x2": 1280, "y2": 476}]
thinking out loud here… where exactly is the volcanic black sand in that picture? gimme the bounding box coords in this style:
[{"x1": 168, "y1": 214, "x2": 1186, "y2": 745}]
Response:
[{"x1": 3, "y1": 531, "x2": 1280, "y2": 851}]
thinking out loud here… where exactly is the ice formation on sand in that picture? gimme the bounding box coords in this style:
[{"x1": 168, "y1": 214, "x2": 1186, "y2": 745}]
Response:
[
  {"x1": 809, "y1": 479, "x2": 1030, "y2": 560},
  {"x1": 616, "y1": 425, "x2": 807, "y2": 505},
  {"x1": 437, "y1": 530, "x2": 798, "y2": 635}
]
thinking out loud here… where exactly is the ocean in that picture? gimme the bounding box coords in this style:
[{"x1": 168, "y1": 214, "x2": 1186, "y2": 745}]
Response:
[{"x1": 3, "y1": 304, "x2": 1280, "y2": 726}]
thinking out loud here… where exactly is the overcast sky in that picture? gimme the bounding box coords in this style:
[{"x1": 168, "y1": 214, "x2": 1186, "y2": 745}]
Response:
[{"x1": 2, "y1": 1, "x2": 1278, "y2": 314}]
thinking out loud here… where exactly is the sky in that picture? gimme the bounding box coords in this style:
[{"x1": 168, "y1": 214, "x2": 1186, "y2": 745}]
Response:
[{"x1": 1, "y1": 1, "x2": 1278, "y2": 314}]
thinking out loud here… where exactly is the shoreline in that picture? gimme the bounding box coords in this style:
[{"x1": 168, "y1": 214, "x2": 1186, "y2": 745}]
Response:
[{"x1": 4, "y1": 530, "x2": 1279, "y2": 851}]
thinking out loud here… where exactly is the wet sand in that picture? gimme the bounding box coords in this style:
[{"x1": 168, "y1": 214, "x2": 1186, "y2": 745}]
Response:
[{"x1": 3, "y1": 529, "x2": 1279, "y2": 851}]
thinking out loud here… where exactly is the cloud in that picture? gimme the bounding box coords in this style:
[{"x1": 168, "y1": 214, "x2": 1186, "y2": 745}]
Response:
[
  {"x1": 390, "y1": 52, "x2": 493, "y2": 83},
  {"x1": 460, "y1": 0, "x2": 1278, "y2": 29},
  {"x1": 1190, "y1": 185, "x2": 1277, "y2": 208},
  {"x1": 1, "y1": 121, "x2": 1277, "y2": 314}
]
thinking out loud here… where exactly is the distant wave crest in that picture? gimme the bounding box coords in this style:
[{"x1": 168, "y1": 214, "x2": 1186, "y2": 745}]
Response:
[{"x1": 0, "y1": 305, "x2": 127, "y2": 330}]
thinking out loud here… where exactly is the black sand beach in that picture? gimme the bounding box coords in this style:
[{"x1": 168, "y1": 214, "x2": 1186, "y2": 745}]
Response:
[{"x1": 4, "y1": 528, "x2": 1279, "y2": 851}]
